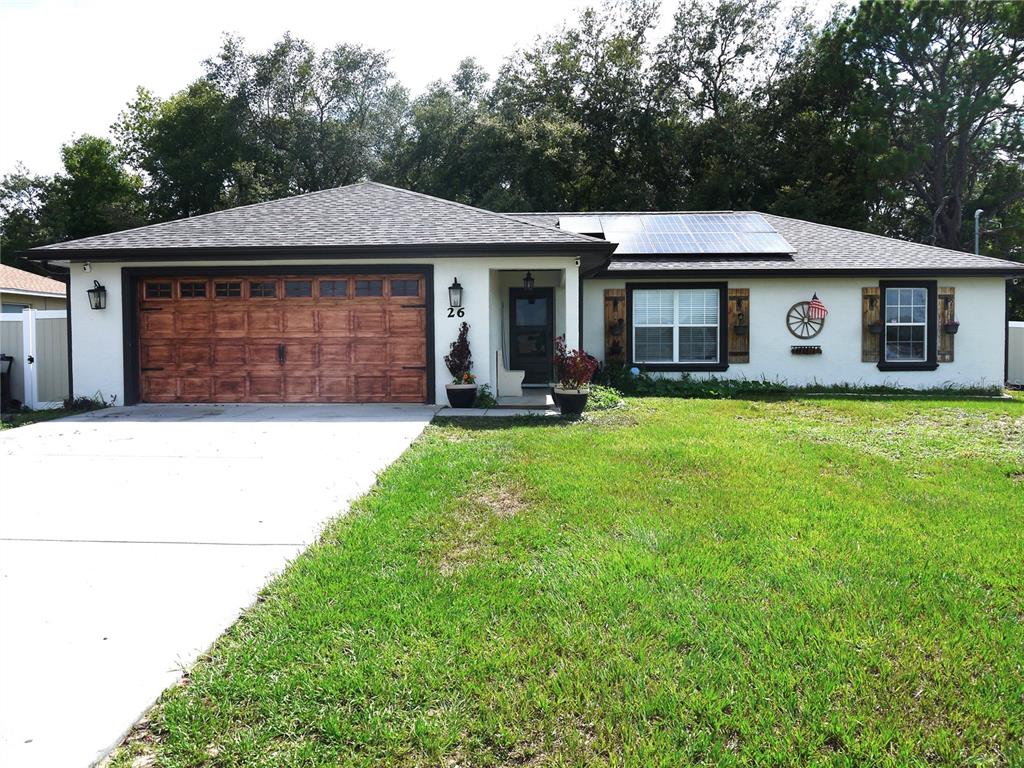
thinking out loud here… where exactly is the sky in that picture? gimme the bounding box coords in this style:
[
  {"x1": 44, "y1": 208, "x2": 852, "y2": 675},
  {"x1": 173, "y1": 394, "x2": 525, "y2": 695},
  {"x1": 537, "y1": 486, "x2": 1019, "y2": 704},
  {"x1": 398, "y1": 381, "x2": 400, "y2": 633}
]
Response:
[
  {"x1": 0, "y1": 0, "x2": 604, "y2": 176},
  {"x1": 0, "y1": 0, "x2": 827, "y2": 178}
]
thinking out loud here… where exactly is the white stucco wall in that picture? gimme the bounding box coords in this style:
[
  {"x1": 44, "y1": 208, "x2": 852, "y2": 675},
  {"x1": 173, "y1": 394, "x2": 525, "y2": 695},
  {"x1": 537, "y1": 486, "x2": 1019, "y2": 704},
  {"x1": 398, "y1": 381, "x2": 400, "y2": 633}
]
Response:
[
  {"x1": 583, "y1": 276, "x2": 1008, "y2": 387},
  {"x1": 69, "y1": 255, "x2": 580, "y2": 405}
]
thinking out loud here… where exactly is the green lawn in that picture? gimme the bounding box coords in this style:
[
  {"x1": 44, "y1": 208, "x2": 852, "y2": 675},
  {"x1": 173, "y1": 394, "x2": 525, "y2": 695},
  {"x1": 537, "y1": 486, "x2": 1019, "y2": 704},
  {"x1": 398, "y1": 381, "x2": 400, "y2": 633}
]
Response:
[
  {"x1": 0, "y1": 406, "x2": 92, "y2": 430},
  {"x1": 116, "y1": 397, "x2": 1023, "y2": 767}
]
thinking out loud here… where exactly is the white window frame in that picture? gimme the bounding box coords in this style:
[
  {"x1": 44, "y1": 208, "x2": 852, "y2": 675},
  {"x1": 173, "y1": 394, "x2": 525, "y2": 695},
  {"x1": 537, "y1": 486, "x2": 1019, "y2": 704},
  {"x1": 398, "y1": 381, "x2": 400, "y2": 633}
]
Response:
[
  {"x1": 632, "y1": 287, "x2": 721, "y2": 365},
  {"x1": 883, "y1": 286, "x2": 928, "y2": 363}
]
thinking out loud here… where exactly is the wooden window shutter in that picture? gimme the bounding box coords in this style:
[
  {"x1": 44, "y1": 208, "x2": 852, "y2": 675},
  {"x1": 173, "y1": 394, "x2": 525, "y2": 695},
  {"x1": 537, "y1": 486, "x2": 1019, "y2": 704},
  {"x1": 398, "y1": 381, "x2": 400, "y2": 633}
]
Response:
[
  {"x1": 862, "y1": 287, "x2": 881, "y2": 362},
  {"x1": 937, "y1": 287, "x2": 955, "y2": 363},
  {"x1": 604, "y1": 289, "x2": 626, "y2": 363},
  {"x1": 727, "y1": 288, "x2": 750, "y2": 363}
]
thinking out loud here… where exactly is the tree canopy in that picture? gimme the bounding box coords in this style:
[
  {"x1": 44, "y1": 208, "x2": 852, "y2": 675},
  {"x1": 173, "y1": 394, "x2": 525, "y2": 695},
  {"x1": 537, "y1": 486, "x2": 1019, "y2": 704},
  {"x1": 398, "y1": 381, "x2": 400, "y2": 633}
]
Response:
[{"x1": 2, "y1": 1, "x2": 1022, "y2": 314}]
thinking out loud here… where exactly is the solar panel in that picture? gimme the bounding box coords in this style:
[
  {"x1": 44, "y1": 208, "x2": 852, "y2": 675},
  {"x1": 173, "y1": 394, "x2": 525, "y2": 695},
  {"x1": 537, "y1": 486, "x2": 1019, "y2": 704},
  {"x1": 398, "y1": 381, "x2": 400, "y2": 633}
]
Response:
[{"x1": 557, "y1": 213, "x2": 793, "y2": 254}]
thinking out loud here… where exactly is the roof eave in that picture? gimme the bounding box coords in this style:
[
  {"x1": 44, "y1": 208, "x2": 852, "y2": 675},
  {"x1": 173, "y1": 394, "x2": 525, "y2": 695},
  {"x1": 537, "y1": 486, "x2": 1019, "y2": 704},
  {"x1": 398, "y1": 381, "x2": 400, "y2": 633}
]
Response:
[
  {"x1": 596, "y1": 266, "x2": 1024, "y2": 278},
  {"x1": 24, "y1": 240, "x2": 616, "y2": 263}
]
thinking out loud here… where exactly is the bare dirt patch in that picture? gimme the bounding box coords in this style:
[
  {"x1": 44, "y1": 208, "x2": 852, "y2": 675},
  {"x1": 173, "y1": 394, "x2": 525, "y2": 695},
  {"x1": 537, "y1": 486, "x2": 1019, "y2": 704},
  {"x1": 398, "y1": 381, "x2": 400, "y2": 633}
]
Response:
[{"x1": 435, "y1": 482, "x2": 529, "y2": 576}]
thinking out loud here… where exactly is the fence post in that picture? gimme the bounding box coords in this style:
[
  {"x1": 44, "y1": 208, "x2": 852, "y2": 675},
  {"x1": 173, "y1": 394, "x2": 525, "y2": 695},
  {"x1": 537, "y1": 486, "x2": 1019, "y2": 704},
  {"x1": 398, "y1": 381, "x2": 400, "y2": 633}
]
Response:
[{"x1": 21, "y1": 307, "x2": 39, "y2": 409}]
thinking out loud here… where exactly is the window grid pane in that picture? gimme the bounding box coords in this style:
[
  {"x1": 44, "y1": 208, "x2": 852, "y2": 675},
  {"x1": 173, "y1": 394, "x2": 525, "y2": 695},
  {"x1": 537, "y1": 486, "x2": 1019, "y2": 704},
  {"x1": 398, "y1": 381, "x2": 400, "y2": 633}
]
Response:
[
  {"x1": 319, "y1": 279, "x2": 347, "y2": 297},
  {"x1": 633, "y1": 288, "x2": 719, "y2": 364},
  {"x1": 884, "y1": 287, "x2": 927, "y2": 362},
  {"x1": 284, "y1": 280, "x2": 312, "y2": 298},
  {"x1": 355, "y1": 279, "x2": 383, "y2": 297}
]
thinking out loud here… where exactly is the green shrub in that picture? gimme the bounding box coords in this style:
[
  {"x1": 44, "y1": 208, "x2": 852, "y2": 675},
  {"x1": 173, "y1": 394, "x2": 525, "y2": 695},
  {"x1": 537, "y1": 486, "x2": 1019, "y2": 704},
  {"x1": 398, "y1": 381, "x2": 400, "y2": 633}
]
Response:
[
  {"x1": 473, "y1": 384, "x2": 498, "y2": 409},
  {"x1": 585, "y1": 384, "x2": 625, "y2": 411}
]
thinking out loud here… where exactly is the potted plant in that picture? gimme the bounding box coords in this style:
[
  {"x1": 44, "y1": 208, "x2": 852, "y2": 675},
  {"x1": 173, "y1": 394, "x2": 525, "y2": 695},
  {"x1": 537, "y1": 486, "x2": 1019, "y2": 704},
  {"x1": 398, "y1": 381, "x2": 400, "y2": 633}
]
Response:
[
  {"x1": 444, "y1": 322, "x2": 478, "y2": 407},
  {"x1": 943, "y1": 319, "x2": 960, "y2": 335},
  {"x1": 552, "y1": 336, "x2": 599, "y2": 416},
  {"x1": 868, "y1": 321, "x2": 883, "y2": 335}
]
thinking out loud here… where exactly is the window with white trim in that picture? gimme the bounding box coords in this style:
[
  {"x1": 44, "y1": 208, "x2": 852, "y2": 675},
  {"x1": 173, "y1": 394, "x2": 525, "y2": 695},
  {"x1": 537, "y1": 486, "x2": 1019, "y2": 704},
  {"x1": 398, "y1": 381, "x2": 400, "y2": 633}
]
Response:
[
  {"x1": 884, "y1": 286, "x2": 927, "y2": 362},
  {"x1": 632, "y1": 287, "x2": 720, "y2": 364}
]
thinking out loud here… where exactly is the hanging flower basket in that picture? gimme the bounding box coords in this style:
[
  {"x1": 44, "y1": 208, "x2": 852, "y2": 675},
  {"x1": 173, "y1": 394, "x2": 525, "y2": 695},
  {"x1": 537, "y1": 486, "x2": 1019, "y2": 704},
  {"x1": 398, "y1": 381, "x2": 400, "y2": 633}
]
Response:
[
  {"x1": 868, "y1": 321, "x2": 883, "y2": 336},
  {"x1": 943, "y1": 320, "x2": 960, "y2": 335}
]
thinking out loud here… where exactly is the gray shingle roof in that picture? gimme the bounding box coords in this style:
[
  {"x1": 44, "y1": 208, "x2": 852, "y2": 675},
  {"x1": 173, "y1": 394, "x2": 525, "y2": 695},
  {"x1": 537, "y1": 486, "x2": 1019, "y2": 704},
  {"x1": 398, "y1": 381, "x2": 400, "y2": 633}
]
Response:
[
  {"x1": 513, "y1": 211, "x2": 1024, "y2": 275},
  {"x1": 32, "y1": 182, "x2": 610, "y2": 257}
]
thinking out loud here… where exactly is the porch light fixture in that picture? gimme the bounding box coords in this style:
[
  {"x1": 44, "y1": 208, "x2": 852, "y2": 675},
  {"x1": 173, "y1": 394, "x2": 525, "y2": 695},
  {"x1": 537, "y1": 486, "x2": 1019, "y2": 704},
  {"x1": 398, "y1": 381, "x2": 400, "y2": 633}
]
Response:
[
  {"x1": 447, "y1": 278, "x2": 463, "y2": 308},
  {"x1": 523, "y1": 271, "x2": 535, "y2": 292},
  {"x1": 87, "y1": 280, "x2": 107, "y2": 310}
]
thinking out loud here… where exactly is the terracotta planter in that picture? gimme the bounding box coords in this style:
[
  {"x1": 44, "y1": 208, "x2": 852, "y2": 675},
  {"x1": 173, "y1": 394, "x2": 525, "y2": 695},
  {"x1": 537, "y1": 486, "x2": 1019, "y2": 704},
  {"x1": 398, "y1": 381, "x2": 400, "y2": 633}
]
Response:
[
  {"x1": 445, "y1": 384, "x2": 478, "y2": 408},
  {"x1": 554, "y1": 387, "x2": 589, "y2": 416}
]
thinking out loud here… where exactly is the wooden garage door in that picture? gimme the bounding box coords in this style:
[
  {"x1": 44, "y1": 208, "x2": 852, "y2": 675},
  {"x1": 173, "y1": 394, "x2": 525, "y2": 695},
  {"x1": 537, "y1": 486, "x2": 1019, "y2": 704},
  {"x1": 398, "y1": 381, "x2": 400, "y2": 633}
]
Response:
[{"x1": 137, "y1": 274, "x2": 428, "y2": 403}]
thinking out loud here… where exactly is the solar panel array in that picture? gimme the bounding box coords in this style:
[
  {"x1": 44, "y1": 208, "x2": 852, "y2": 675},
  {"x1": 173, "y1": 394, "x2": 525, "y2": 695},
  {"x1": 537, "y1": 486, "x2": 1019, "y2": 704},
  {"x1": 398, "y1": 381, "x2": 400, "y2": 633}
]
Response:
[{"x1": 557, "y1": 213, "x2": 793, "y2": 255}]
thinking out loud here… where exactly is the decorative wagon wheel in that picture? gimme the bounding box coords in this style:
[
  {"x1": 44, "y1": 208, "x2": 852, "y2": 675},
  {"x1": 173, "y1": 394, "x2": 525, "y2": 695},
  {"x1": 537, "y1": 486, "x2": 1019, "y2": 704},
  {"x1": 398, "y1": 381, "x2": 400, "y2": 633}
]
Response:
[{"x1": 786, "y1": 301, "x2": 825, "y2": 339}]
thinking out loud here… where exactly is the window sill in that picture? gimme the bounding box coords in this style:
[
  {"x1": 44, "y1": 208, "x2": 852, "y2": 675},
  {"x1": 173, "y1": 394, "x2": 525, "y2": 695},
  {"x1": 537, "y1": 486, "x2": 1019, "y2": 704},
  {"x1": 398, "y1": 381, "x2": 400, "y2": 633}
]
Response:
[
  {"x1": 633, "y1": 362, "x2": 730, "y2": 373},
  {"x1": 876, "y1": 361, "x2": 939, "y2": 372}
]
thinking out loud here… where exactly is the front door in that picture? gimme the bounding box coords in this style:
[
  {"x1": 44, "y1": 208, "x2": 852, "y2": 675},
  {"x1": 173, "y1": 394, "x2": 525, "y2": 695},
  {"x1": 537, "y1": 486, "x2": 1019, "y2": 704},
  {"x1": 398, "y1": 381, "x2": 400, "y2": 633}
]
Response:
[{"x1": 509, "y1": 287, "x2": 554, "y2": 385}]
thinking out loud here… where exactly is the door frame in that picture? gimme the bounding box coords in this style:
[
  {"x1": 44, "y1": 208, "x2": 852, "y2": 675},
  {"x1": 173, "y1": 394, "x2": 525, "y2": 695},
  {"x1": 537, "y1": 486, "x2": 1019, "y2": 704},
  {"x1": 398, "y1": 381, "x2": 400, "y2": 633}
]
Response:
[
  {"x1": 121, "y1": 264, "x2": 435, "y2": 405},
  {"x1": 508, "y1": 286, "x2": 554, "y2": 385}
]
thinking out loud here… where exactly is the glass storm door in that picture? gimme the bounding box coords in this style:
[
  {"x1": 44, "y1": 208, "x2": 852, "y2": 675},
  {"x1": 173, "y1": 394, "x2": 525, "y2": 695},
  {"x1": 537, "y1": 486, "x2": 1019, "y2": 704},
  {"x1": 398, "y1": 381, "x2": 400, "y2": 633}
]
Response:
[{"x1": 509, "y1": 287, "x2": 554, "y2": 385}]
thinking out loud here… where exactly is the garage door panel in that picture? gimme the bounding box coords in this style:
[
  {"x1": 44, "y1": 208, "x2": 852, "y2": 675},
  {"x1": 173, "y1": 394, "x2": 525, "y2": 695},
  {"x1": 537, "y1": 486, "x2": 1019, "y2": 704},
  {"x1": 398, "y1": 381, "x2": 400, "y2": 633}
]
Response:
[
  {"x1": 283, "y1": 342, "x2": 317, "y2": 364},
  {"x1": 141, "y1": 343, "x2": 175, "y2": 367},
  {"x1": 213, "y1": 311, "x2": 247, "y2": 334},
  {"x1": 320, "y1": 376, "x2": 355, "y2": 399},
  {"x1": 389, "y1": 339, "x2": 426, "y2": 366},
  {"x1": 388, "y1": 308, "x2": 426, "y2": 334},
  {"x1": 180, "y1": 377, "x2": 213, "y2": 399},
  {"x1": 389, "y1": 374, "x2": 426, "y2": 400},
  {"x1": 138, "y1": 273, "x2": 428, "y2": 404},
  {"x1": 140, "y1": 311, "x2": 174, "y2": 335},
  {"x1": 176, "y1": 312, "x2": 212, "y2": 334},
  {"x1": 283, "y1": 309, "x2": 317, "y2": 334},
  {"x1": 351, "y1": 341, "x2": 383, "y2": 365},
  {"x1": 320, "y1": 341, "x2": 352, "y2": 365},
  {"x1": 353, "y1": 310, "x2": 387, "y2": 335},
  {"x1": 249, "y1": 375, "x2": 284, "y2": 397},
  {"x1": 214, "y1": 343, "x2": 247, "y2": 366},
  {"x1": 318, "y1": 310, "x2": 352, "y2": 333},
  {"x1": 354, "y1": 376, "x2": 388, "y2": 401},
  {"x1": 141, "y1": 376, "x2": 177, "y2": 401},
  {"x1": 179, "y1": 344, "x2": 213, "y2": 366},
  {"x1": 213, "y1": 377, "x2": 246, "y2": 400},
  {"x1": 247, "y1": 343, "x2": 281, "y2": 366},
  {"x1": 247, "y1": 309, "x2": 283, "y2": 333},
  {"x1": 285, "y1": 376, "x2": 317, "y2": 399}
]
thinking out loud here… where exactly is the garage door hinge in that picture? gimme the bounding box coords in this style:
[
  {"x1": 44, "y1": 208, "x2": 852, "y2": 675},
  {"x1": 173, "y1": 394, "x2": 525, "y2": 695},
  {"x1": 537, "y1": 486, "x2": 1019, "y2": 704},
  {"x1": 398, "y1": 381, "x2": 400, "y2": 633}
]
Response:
[
  {"x1": 141, "y1": 367, "x2": 165, "y2": 371},
  {"x1": 140, "y1": 307, "x2": 164, "y2": 312},
  {"x1": 400, "y1": 303, "x2": 427, "y2": 308},
  {"x1": 401, "y1": 366, "x2": 427, "y2": 370}
]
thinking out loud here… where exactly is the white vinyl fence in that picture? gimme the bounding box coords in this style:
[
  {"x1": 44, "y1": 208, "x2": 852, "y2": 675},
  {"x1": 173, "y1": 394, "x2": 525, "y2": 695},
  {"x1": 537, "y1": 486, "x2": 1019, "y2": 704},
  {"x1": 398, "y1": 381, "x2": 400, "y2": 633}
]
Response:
[
  {"x1": 1010, "y1": 321, "x2": 1024, "y2": 386},
  {"x1": 0, "y1": 309, "x2": 69, "y2": 409}
]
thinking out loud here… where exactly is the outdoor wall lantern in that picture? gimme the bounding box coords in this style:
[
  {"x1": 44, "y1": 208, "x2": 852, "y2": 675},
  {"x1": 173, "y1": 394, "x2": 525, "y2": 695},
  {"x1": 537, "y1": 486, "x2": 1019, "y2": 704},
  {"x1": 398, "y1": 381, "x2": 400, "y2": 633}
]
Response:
[
  {"x1": 523, "y1": 271, "x2": 535, "y2": 292},
  {"x1": 87, "y1": 280, "x2": 107, "y2": 310},
  {"x1": 448, "y1": 278, "x2": 463, "y2": 309}
]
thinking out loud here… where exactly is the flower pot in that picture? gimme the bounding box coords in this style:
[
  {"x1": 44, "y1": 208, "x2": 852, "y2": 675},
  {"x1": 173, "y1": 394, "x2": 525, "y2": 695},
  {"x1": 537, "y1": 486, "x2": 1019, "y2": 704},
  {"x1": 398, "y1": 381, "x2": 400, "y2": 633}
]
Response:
[
  {"x1": 733, "y1": 324, "x2": 749, "y2": 336},
  {"x1": 445, "y1": 383, "x2": 478, "y2": 408},
  {"x1": 943, "y1": 322, "x2": 960, "y2": 335},
  {"x1": 868, "y1": 322, "x2": 883, "y2": 335},
  {"x1": 554, "y1": 387, "x2": 589, "y2": 416}
]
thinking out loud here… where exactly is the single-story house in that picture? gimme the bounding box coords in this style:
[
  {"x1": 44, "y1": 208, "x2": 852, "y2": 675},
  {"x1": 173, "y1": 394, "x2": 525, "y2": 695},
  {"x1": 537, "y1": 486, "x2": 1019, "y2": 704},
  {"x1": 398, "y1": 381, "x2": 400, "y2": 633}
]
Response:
[
  {"x1": 25, "y1": 182, "x2": 1024, "y2": 405},
  {"x1": 1, "y1": 264, "x2": 67, "y2": 313}
]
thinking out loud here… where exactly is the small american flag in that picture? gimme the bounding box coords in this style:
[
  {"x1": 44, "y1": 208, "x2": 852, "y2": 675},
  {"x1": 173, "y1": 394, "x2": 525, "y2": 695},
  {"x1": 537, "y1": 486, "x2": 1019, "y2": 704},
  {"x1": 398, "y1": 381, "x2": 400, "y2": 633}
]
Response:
[{"x1": 808, "y1": 293, "x2": 828, "y2": 320}]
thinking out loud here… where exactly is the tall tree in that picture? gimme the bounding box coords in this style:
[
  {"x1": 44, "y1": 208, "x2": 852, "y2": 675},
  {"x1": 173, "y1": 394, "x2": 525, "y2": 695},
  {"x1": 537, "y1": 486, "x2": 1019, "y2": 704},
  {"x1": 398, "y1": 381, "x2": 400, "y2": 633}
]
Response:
[{"x1": 836, "y1": 0, "x2": 1024, "y2": 249}]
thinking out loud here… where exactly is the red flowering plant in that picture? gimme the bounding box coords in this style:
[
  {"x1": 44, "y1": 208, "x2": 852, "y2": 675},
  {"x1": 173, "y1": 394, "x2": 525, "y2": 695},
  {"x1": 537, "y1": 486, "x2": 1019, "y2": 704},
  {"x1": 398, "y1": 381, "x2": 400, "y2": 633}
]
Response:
[{"x1": 552, "y1": 336, "x2": 599, "y2": 390}]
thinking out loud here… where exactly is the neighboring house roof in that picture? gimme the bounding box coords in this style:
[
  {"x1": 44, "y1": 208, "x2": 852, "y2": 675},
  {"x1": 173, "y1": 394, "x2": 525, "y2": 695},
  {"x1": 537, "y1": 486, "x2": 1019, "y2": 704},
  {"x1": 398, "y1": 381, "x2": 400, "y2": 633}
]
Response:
[
  {"x1": 513, "y1": 211, "x2": 1024, "y2": 276},
  {"x1": 0, "y1": 264, "x2": 67, "y2": 297},
  {"x1": 28, "y1": 182, "x2": 612, "y2": 259}
]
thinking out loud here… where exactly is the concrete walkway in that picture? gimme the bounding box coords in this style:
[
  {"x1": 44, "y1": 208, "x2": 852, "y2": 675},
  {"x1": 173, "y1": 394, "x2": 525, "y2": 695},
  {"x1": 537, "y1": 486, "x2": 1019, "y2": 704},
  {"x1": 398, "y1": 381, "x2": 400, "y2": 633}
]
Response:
[{"x1": 0, "y1": 403, "x2": 437, "y2": 768}]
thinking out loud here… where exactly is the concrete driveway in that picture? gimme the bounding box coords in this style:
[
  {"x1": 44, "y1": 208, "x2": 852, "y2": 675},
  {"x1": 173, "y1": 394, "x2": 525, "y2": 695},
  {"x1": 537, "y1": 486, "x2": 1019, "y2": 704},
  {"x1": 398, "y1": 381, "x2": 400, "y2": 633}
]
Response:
[{"x1": 0, "y1": 403, "x2": 437, "y2": 768}]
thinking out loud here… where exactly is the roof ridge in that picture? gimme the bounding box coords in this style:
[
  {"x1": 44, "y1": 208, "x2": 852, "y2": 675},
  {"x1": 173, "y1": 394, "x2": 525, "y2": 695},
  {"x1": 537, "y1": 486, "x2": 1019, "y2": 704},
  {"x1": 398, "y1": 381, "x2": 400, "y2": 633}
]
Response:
[
  {"x1": 757, "y1": 212, "x2": 1021, "y2": 266},
  {"x1": 514, "y1": 210, "x2": 738, "y2": 216},
  {"x1": 363, "y1": 182, "x2": 607, "y2": 244}
]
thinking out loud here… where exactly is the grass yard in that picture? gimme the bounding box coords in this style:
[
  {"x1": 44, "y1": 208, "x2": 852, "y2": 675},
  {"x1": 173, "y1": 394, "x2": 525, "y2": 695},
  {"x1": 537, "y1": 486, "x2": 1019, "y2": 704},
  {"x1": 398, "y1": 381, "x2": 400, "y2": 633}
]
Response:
[{"x1": 116, "y1": 397, "x2": 1023, "y2": 767}]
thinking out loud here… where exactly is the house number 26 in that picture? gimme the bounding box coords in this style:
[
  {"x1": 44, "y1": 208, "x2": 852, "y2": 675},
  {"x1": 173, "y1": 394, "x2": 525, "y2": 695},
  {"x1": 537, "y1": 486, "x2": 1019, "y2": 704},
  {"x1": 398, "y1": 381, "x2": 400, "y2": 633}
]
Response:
[{"x1": 447, "y1": 307, "x2": 465, "y2": 318}]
